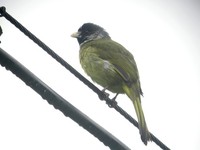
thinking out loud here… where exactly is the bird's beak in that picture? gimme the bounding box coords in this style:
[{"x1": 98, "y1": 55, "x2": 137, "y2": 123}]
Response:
[{"x1": 71, "y1": 32, "x2": 81, "y2": 38}]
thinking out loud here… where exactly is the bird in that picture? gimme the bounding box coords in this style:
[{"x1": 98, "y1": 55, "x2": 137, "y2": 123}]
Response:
[{"x1": 71, "y1": 23, "x2": 151, "y2": 145}]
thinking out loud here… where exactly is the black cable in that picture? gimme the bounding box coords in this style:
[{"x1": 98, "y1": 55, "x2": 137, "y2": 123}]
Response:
[
  {"x1": 0, "y1": 6, "x2": 170, "y2": 150},
  {"x1": 0, "y1": 47, "x2": 131, "y2": 150}
]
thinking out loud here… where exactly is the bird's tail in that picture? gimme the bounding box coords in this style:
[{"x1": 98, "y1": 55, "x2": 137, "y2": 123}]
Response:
[{"x1": 123, "y1": 85, "x2": 151, "y2": 145}]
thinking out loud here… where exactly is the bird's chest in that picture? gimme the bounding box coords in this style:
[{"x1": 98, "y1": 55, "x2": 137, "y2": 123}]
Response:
[
  {"x1": 79, "y1": 48, "x2": 124, "y2": 93},
  {"x1": 80, "y1": 50, "x2": 112, "y2": 78}
]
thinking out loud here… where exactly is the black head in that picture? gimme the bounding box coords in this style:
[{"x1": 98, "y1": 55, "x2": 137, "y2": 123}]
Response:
[{"x1": 71, "y1": 23, "x2": 110, "y2": 45}]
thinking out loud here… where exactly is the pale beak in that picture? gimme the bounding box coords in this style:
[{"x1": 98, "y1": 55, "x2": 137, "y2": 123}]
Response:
[{"x1": 71, "y1": 32, "x2": 81, "y2": 38}]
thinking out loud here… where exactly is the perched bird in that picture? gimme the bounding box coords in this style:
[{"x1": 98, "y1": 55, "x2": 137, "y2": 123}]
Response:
[{"x1": 71, "y1": 23, "x2": 151, "y2": 145}]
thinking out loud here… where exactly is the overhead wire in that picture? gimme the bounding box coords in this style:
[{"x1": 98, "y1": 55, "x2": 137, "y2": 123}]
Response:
[
  {"x1": 0, "y1": 47, "x2": 131, "y2": 150},
  {"x1": 0, "y1": 6, "x2": 170, "y2": 150}
]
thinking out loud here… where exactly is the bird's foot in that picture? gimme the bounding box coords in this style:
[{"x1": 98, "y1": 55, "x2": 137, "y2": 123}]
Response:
[
  {"x1": 98, "y1": 88, "x2": 110, "y2": 100},
  {"x1": 107, "y1": 93, "x2": 118, "y2": 108},
  {"x1": 99, "y1": 88, "x2": 118, "y2": 108}
]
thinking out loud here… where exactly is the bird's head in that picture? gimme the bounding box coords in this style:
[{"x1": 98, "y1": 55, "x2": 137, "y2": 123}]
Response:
[{"x1": 71, "y1": 23, "x2": 110, "y2": 45}]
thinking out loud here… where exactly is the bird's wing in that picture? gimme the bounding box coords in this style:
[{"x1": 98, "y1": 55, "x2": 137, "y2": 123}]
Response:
[{"x1": 85, "y1": 39, "x2": 140, "y2": 84}]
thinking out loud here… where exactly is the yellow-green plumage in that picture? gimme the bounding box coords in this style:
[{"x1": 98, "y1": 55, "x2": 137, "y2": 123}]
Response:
[
  {"x1": 80, "y1": 39, "x2": 151, "y2": 144},
  {"x1": 72, "y1": 23, "x2": 151, "y2": 145},
  {"x1": 80, "y1": 39, "x2": 135, "y2": 93}
]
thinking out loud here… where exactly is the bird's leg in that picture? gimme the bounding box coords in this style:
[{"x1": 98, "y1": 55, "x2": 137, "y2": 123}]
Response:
[
  {"x1": 99, "y1": 87, "x2": 118, "y2": 108},
  {"x1": 98, "y1": 87, "x2": 110, "y2": 100},
  {"x1": 107, "y1": 93, "x2": 118, "y2": 108},
  {"x1": 102, "y1": 87, "x2": 110, "y2": 97},
  {"x1": 112, "y1": 93, "x2": 119, "y2": 101}
]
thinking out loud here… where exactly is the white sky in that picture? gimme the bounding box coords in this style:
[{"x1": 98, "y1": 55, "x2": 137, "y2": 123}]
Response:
[{"x1": 0, "y1": 0, "x2": 200, "y2": 149}]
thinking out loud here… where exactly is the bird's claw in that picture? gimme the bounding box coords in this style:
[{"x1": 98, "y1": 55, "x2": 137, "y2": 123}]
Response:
[
  {"x1": 99, "y1": 88, "x2": 118, "y2": 108},
  {"x1": 98, "y1": 88, "x2": 110, "y2": 100},
  {"x1": 107, "y1": 98, "x2": 118, "y2": 108},
  {"x1": 107, "y1": 93, "x2": 118, "y2": 108}
]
